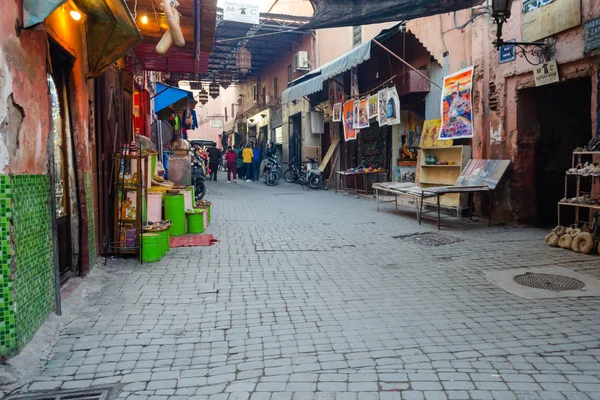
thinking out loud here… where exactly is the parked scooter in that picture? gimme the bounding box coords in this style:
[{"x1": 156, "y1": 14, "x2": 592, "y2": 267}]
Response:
[{"x1": 190, "y1": 143, "x2": 207, "y2": 200}]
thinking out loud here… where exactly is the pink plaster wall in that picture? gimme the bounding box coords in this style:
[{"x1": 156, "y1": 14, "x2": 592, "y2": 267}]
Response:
[{"x1": 0, "y1": 0, "x2": 50, "y2": 174}]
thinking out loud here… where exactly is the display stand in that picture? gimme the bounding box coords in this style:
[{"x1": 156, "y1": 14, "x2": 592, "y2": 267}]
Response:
[
  {"x1": 106, "y1": 154, "x2": 147, "y2": 263},
  {"x1": 418, "y1": 145, "x2": 471, "y2": 212},
  {"x1": 557, "y1": 150, "x2": 600, "y2": 234}
]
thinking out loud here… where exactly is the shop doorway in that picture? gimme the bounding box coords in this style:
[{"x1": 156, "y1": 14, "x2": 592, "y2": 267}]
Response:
[
  {"x1": 48, "y1": 40, "x2": 80, "y2": 283},
  {"x1": 517, "y1": 78, "x2": 592, "y2": 226},
  {"x1": 289, "y1": 113, "x2": 302, "y2": 163}
]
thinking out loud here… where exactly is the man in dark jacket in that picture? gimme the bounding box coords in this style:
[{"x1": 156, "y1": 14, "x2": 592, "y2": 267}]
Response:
[{"x1": 207, "y1": 146, "x2": 222, "y2": 181}]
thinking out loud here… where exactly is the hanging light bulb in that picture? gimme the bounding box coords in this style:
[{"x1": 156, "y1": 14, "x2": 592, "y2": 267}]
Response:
[
  {"x1": 141, "y1": 15, "x2": 149, "y2": 24},
  {"x1": 209, "y1": 80, "x2": 220, "y2": 99},
  {"x1": 197, "y1": 84, "x2": 209, "y2": 105},
  {"x1": 219, "y1": 70, "x2": 231, "y2": 89},
  {"x1": 236, "y1": 45, "x2": 252, "y2": 75}
]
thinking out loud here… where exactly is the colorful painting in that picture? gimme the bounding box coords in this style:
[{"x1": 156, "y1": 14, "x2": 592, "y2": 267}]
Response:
[
  {"x1": 357, "y1": 98, "x2": 370, "y2": 129},
  {"x1": 420, "y1": 119, "x2": 452, "y2": 148},
  {"x1": 377, "y1": 89, "x2": 388, "y2": 126},
  {"x1": 387, "y1": 87, "x2": 401, "y2": 126},
  {"x1": 332, "y1": 103, "x2": 342, "y2": 122},
  {"x1": 351, "y1": 67, "x2": 359, "y2": 98},
  {"x1": 367, "y1": 95, "x2": 378, "y2": 120},
  {"x1": 343, "y1": 100, "x2": 357, "y2": 141},
  {"x1": 455, "y1": 159, "x2": 511, "y2": 190},
  {"x1": 439, "y1": 66, "x2": 474, "y2": 140}
]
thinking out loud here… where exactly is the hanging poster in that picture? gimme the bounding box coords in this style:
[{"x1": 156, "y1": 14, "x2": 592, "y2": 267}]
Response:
[
  {"x1": 351, "y1": 67, "x2": 359, "y2": 98},
  {"x1": 377, "y1": 89, "x2": 388, "y2": 126},
  {"x1": 343, "y1": 100, "x2": 357, "y2": 141},
  {"x1": 367, "y1": 95, "x2": 378, "y2": 120},
  {"x1": 353, "y1": 101, "x2": 360, "y2": 129},
  {"x1": 332, "y1": 103, "x2": 342, "y2": 122},
  {"x1": 420, "y1": 119, "x2": 453, "y2": 148},
  {"x1": 439, "y1": 66, "x2": 474, "y2": 140},
  {"x1": 357, "y1": 98, "x2": 370, "y2": 129},
  {"x1": 387, "y1": 87, "x2": 401, "y2": 125}
]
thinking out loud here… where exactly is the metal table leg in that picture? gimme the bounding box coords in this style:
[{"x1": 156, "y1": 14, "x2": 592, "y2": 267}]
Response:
[{"x1": 437, "y1": 195, "x2": 441, "y2": 230}]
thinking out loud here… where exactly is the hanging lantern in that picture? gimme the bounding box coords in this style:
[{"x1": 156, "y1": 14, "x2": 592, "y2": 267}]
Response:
[
  {"x1": 197, "y1": 84, "x2": 209, "y2": 105},
  {"x1": 209, "y1": 80, "x2": 220, "y2": 99},
  {"x1": 236, "y1": 45, "x2": 252, "y2": 75},
  {"x1": 219, "y1": 70, "x2": 231, "y2": 89}
]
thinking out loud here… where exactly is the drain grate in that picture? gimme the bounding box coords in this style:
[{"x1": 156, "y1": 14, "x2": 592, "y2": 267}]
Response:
[
  {"x1": 7, "y1": 389, "x2": 110, "y2": 400},
  {"x1": 514, "y1": 273, "x2": 585, "y2": 292}
]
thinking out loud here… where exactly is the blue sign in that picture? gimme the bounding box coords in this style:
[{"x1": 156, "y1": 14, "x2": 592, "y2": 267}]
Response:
[
  {"x1": 499, "y1": 40, "x2": 516, "y2": 64},
  {"x1": 523, "y1": 0, "x2": 556, "y2": 13}
]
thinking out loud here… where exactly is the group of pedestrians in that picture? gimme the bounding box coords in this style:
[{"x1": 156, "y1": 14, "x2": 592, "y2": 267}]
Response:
[{"x1": 209, "y1": 142, "x2": 275, "y2": 183}]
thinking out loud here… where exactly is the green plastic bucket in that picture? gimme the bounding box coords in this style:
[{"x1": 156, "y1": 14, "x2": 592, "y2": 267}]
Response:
[
  {"x1": 187, "y1": 210, "x2": 205, "y2": 234},
  {"x1": 150, "y1": 154, "x2": 157, "y2": 178},
  {"x1": 142, "y1": 233, "x2": 162, "y2": 263},
  {"x1": 164, "y1": 194, "x2": 185, "y2": 236},
  {"x1": 164, "y1": 227, "x2": 171, "y2": 252},
  {"x1": 157, "y1": 230, "x2": 168, "y2": 256}
]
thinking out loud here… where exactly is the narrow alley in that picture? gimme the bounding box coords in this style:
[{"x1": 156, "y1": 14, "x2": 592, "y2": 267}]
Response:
[{"x1": 14, "y1": 182, "x2": 600, "y2": 400}]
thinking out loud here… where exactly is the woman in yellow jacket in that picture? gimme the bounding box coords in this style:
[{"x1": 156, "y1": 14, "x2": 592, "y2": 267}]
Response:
[{"x1": 242, "y1": 143, "x2": 254, "y2": 182}]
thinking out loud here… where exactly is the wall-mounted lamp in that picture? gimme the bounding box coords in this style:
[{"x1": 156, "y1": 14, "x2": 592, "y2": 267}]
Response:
[
  {"x1": 70, "y1": 10, "x2": 82, "y2": 20},
  {"x1": 249, "y1": 118, "x2": 255, "y2": 123},
  {"x1": 491, "y1": 0, "x2": 552, "y2": 65},
  {"x1": 260, "y1": 113, "x2": 267, "y2": 119}
]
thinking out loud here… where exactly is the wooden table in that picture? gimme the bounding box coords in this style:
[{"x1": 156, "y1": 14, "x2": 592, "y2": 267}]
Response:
[
  {"x1": 373, "y1": 183, "x2": 493, "y2": 229},
  {"x1": 335, "y1": 171, "x2": 388, "y2": 196}
]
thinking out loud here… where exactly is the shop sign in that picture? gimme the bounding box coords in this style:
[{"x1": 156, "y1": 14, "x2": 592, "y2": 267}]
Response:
[
  {"x1": 210, "y1": 119, "x2": 223, "y2": 128},
  {"x1": 533, "y1": 60, "x2": 559, "y2": 87},
  {"x1": 223, "y1": 2, "x2": 260, "y2": 25},
  {"x1": 522, "y1": 0, "x2": 555, "y2": 13},
  {"x1": 498, "y1": 40, "x2": 516, "y2": 64},
  {"x1": 584, "y1": 17, "x2": 600, "y2": 54}
]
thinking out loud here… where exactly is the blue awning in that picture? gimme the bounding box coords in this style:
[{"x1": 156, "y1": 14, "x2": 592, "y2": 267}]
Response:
[
  {"x1": 154, "y1": 83, "x2": 195, "y2": 113},
  {"x1": 282, "y1": 23, "x2": 402, "y2": 104}
]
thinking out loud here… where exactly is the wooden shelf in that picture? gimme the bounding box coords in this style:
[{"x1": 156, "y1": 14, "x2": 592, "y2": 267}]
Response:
[
  {"x1": 420, "y1": 146, "x2": 463, "y2": 150},
  {"x1": 421, "y1": 165, "x2": 461, "y2": 168},
  {"x1": 573, "y1": 151, "x2": 600, "y2": 155},
  {"x1": 558, "y1": 202, "x2": 600, "y2": 210}
]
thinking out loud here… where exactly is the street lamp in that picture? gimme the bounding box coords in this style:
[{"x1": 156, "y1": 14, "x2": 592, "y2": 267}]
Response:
[{"x1": 491, "y1": 0, "x2": 551, "y2": 64}]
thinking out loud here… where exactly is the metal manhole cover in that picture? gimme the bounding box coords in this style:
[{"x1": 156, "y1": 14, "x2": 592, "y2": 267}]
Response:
[
  {"x1": 392, "y1": 232, "x2": 463, "y2": 247},
  {"x1": 514, "y1": 273, "x2": 585, "y2": 291}
]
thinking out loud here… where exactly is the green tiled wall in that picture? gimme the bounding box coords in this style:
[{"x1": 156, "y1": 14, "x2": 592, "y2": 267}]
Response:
[
  {"x1": 0, "y1": 175, "x2": 16, "y2": 357},
  {"x1": 12, "y1": 175, "x2": 55, "y2": 350},
  {"x1": 84, "y1": 173, "x2": 96, "y2": 269}
]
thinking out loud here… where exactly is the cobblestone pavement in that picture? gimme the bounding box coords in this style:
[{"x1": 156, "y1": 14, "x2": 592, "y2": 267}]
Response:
[{"x1": 17, "y1": 181, "x2": 600, "y2": 399}]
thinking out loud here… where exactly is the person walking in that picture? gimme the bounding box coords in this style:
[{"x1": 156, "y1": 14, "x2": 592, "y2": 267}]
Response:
[
  {"x1": 242, "y1": 143, "x2": 254, "y2": 183},
  {"x1": 225, "y1": 146, "x2": 237, "y2": 183},
  {"x1": 234, "y1": 144, "x2": 244, "y2": 178},
  {"x1": 252, "y1": 142, "x2": 261, "y2": 181},
  {"x1": 207, "y1": 145, "x2": 221, "y2": 181}
]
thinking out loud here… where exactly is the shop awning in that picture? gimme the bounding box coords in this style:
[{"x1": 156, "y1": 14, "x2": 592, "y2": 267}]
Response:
[
  {"x1": 76, "y1": 0, "x2": 142, "y2": 76},
  {"x1": 23, "y1": 0, "x2": 66, "y2": 27},
  {"x1": 303, "y1": 0, "x2": 485, "y2": 30},
  {"x1": 154, "y1": 83, "x2": 195, "y2": 113},
  {"x1": 282, "y1": 23, "x2": 401, "y2": 104}
]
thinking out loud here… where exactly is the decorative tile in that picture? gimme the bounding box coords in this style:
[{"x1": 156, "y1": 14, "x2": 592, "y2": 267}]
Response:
[
  {"x1": 0, "y1": 175, "x2": 16, "y2": 357},
  {"x1": 11, "y1": 175, "x2": 55, "y2": 351}
]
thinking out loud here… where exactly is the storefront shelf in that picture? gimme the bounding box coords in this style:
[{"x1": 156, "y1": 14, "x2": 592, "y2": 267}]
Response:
[
  {"x1": 558, "y1": 202, "x2": 600, "y2": 210},
  {"x1": 420, "y1": 165, "x2": 461, "y2": 168}
]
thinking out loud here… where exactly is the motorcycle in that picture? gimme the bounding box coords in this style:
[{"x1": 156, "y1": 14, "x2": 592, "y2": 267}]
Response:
[
  {"x1": 263, "y1": 154, "x2": 282, "y2": 186},
  {"x1": 190, "y1": 144, "x2": 207, "y2": 200}
]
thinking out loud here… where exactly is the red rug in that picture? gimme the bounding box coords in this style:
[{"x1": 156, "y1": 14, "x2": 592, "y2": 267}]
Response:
[{"x1": 170, "y1": 234, "x2": 219, "y2": 248}]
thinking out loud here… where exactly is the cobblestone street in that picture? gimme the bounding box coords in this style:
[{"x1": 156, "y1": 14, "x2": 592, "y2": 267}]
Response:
[{"x1": 16, "y1": 181, "x2": 600, "y2": 400}]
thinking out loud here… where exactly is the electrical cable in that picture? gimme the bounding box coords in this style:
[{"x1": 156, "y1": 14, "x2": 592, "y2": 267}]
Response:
[{"x1": 453, "y1": 9, "x2": 490, "y2": 31}]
